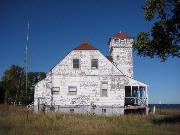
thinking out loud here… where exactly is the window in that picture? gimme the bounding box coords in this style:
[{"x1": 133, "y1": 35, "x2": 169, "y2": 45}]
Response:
[
  {"x1": 101, "y1": 82, "x2": 108, "y2": 97},
  {"x1": 73, "y1": 59, "x2": 79, "y2": 69},
  {"x1": 114, "y1": 38, "x2": 119, "y2": 42},
  {"x1": 102, "y1": 108, "x2": 106, "y2": 113},
  {"x1": 125, "y1": 86, "x2": 131, "y2": 97},
  {"x1": 91, "y1": 59, "x2": 98, "y2": 69},
  {"x1": 70, "y1": 108, "x2": 74, "y2": 113},
  {"x1": 52, "y1": 87, "x2": 60, "y2": 95},
  {"x1": 68, "y1": 86, "x2": 77, "y2": 95},
  {"x1": 132, "y1": 86, "x2": 138, "y2": 97},
  {"x1": 116, "y1": 55, "x2": 120, "y2": 60},
  {"x1": 101, "y1": 89, "x2": 107, "y2": 97},
  {"x1": 121, "y1": 39, "x2": 126, "y2": 44}
]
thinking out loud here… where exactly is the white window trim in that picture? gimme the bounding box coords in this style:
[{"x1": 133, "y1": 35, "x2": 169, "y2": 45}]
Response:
[
  {"x1": 114, "y1": 38, "x2": 119, "y2": 43},
  {"x1": 52, "y1": 87, "x2": 60, "y2": 95},
  {"x1": 91, "y1": 59, "x2": 98, "y2": 69},
  {"x1": 68, "y1": 86, "x2": 77, "y2": 95},
  {"x1": 100, "y1": 82, "x2": 108, "y2": 97},
  {"x1": 73, "y1": 59, "x2": 80, "y2": 69}
]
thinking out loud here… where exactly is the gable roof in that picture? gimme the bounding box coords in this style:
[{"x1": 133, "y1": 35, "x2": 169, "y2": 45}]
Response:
[
  {"x1": 47, "y1": 40, "x2": 147, "y2": 86},
  {"x1": 112, "y1": 32, "x2": 129, "y2": 39},
  {"x1": 106, "y1": 56, "x2": 113, "y2": 62},
  {"x1": 73, "y1": 42, "x2": 98, "y2": 50}
]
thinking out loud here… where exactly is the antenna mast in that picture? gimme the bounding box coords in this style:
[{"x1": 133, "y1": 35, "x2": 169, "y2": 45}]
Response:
[{"x1": 25, "y1": 21, "x2": 29, "y2": 99}]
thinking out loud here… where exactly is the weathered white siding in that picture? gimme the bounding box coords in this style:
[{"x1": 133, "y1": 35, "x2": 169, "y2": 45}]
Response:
[
  {"x1": 109, "y1": 38, "x2": 134, "y2": 78},
  {"x1": 34, "y1": 50, "x2": 130, "y2": 115},
  {"x1": 34, "y1": 34, "x2": 148, "y2": 115}
]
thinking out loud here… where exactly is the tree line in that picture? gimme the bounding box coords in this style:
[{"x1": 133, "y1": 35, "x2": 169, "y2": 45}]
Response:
[{"x1": 0, "y1": 64, "x2": 46, "y2": 105}]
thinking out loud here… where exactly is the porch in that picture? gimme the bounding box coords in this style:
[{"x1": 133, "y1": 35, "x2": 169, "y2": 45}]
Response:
[{"x1": 124, "y1": 86, "x2": 148, "y2": 114}]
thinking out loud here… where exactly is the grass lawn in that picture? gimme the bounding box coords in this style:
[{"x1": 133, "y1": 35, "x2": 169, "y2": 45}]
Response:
[{"x1": 0, "y1": 105, "x2": 180, "y2": 135}]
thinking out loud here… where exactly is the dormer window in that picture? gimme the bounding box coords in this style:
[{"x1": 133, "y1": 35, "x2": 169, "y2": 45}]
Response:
[
  {"x1": 91, "y1": 59, "x2": 98, "y2": 69},
  {"x1": 73, "y1": 59, "x2": 79, "y2": 69}
]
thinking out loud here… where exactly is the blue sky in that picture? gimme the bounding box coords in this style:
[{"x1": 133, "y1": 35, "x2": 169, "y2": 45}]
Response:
[{"x1": 0, "y1": 0, "x2": 179, "y2": 103}]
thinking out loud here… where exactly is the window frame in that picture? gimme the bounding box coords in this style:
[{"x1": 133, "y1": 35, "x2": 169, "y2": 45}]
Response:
[
  {"x1": 52, "y1": 87, "x2": 60, "y2": 95},
  {"x1": 114, "y1": 38, "x2": 119, "y2": 43},
  {"x1": 116, "y1": 55, "x2": 120, "y2": 60},
  {"x1": 73, "y1": 59, "x2": 80, "y2": 69},
  {"x1": 100, "y1": 82, "x2": 108, "y2": 97},
  {"x1": 70, "y1": 108, "x2": 74, "y2": 113},
  {"x1": 68, "y1": 86, "x2": 77, "y2": 95},
  {"x1": 91, "y1": 59, "x2": 98, "y2": 69},
  {"x1": 121, "y1": 39, "x2": 126, "y2": 44},
  {"x1": 102, "y1": 108, "x2": 106, "y2": 113}
]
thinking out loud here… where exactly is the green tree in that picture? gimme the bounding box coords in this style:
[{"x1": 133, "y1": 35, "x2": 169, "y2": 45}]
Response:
[
  {"x1": 27, "y1": 72, "x2": 46, "y2": 104},
  {"x1": 134, "y1": 0, "x2": 180, "y2": 61},
  {"x1": 1, "y1": 65, "x2": 25, "y2": 104},
  {"x1": 1, "y1": 64, "x2": 46, "y2": 105},
  {"x1": 0, "y1": 81, "x2": 5, "y2": 103}
]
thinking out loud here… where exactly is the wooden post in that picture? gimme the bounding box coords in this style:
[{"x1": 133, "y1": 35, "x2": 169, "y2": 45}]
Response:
[
  {"x1": 145, "y1": 86, "x2": 148, "y2": 105},
  {"x1": 138, "y1": 86, "x2": 140, "y2": 105},
  {"x1": 153, "y1": 106, "x2": 156, "y2": 114}
]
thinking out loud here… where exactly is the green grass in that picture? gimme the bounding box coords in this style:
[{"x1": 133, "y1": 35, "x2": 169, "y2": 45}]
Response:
[{"x1": 0, "y1": 105, "x2": 180, "y2": 135}]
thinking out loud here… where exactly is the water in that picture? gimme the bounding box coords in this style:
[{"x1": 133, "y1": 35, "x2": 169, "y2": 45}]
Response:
[{"x1": 149, "y1": 104, "x2": 180, "y2": 110}]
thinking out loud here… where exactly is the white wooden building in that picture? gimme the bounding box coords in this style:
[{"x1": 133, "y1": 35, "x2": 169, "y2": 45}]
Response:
[{"x1": 34, "y1": 32, "x2": 148, "y2": 115}]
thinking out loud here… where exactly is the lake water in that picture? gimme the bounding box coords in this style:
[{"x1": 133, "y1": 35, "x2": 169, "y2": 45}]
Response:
[{"x1": 149, "y1": 104, "x2": 180, "y2": 110}]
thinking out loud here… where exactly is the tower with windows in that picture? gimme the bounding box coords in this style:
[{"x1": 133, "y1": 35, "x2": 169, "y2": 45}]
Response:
[{"x1": 109, "y1": 32, "x2": 134, "y2": 78}]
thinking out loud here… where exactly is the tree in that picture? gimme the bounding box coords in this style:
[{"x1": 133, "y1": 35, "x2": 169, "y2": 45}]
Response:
[
  {"x1": 1, "y1": 64, "x2": 46, "y2": 105},
  {"x1": 1, "y1": 65, "x2": 25, "y2": 104},
  {"x1": 134, "y1": 0, "x2": 180, "y2": 61},
  {"x1": 26, "y1": 72, "x2": 46, "y2": 104},
  {"x1": 0, "y1": 81, "x2": 5, "y2": 103}
]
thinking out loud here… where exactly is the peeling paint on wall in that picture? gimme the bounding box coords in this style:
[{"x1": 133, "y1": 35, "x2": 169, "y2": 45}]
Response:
[{"x1": 34, "y1": 34, "x2": 148, "y2": 115}]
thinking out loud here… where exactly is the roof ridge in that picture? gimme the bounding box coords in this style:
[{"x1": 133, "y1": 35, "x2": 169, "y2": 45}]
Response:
[
  {"x1": 73, "y1": 42, "x2": 98, "y2": 50},
  {"x1": 112, "y1": 32, "x2": 129, "y2": 39}
]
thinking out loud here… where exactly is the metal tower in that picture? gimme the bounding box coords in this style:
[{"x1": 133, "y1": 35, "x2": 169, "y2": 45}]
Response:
[{"x1": 24, "y1": 21, "x2": 29, "y2": 98}]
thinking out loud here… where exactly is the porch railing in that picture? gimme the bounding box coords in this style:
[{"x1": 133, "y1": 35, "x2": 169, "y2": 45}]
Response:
[{"x1": 125, "y1": 97, "x2": 148, "y2": 106}]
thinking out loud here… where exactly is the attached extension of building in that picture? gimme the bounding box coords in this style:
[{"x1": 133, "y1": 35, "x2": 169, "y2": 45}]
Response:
[{"x1": 34, "y1": 32, "x2": 149, "y2": 115}]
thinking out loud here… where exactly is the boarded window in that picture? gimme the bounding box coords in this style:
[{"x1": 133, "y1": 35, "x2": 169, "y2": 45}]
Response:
[
  {"x1": 91, "y1": 59, "x2": 98, "y2": 69},
  {"x1": 68, "y1": 86, "x2": 77, "y2": 95},
  {"x1": 52, "y1": 87, "x2": 60, "y2": 95},
  {"x1": 101, "y1": 82, "x2": 108, "y2": 97},
  {"x1": 73, "y1": 59, "x2": 79, "y2": 69}
]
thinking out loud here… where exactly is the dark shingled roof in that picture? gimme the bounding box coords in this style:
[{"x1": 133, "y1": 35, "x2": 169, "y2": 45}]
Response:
[
  {"x1": 106, "y1": 56, "x2": 113, "y2": 62},
  {"x1": 73, "y1": 42, "x2": 98, "y2": 50},
  {"x1": 112, "y1": 32, "x2": 129, "y2": 39}
]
